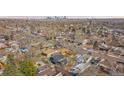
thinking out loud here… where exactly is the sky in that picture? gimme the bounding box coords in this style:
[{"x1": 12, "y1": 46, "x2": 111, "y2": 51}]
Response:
[{"x1": 0, "y1": 16, "x2": 124, "y2": 19}]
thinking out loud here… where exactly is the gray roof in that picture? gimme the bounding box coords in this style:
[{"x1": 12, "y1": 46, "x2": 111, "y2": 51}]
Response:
[{"x1": 49, "y1": 54, "x2": 67, "y2": 64}]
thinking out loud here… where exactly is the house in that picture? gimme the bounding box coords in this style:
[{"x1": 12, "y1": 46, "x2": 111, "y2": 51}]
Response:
[
  {"x1": 0, "y1": 62, "x2": 4, "y2": 69},
  {"x1": 75, "y1": 54, "x2": 85, "y2": 64},
  {"x1": 41, "y1": 48, "x2": 57, "y2": 57},
  {"x1": 49, "y1": 54, "x2": 68, "y2": 64},
  {"x1": 117, "y1": 43, "x2": 124, "y2": 48},
  {"x1": 57, "y1": 48, "x2": 74, "y2": 57},
  {"x1": 0, "y1": 54, "x2": 7, "y2": 63},
  {"x1": 98, "y1": 64, "x2": 113, "y2": 74},
  {"x1": 18, "y1": 47, "x2": 28, "y2": 53},
  {"x1": 0, "y1": 36, "x2": 6, "y2": 42},
  {"x1": 116, "y1": 57, "x2": 124, "y2": 74},
  {"x1": 116, "y1": 56, "x2": 124, "y2": 65},
  {"x1": 35, "y1": 60, "x2": 46, "y2": 68},
  {"x1": 69, "y1": 63, "x2": 85, "y2": 76},
  {"x1": 9, "y1": 41, "x2": 19, "y2": 49},
  {"x1": 0, "y1": 43, "x2": 8, "y2": 50},
  {"x1": 38, "y1": 64, "x2": 56, "y2": 76},
  {"x1": 55, "y1": 72, "x2": 63, "y2": 76},
  {"x1": 0, "y1": 35, "x2": 9, "y2": 42},
  {"x1": 69, "y1": 56, "x2": 92, "y2": 76},
  {"x1": 116, "y1": 64, "x2": 124, "y2": 74},
  {"x1": 0, "y1": 62, "x2": 4, "y2": 75},
  {"x1": 98, "y1": 43, "x2": 110, "y2": 52},
  {"x1": 90, "y1": 57, "x2": 101, "y2": 65},
  {"x1": 112, "y1": 47, "x2": 124, "y2": 55},
  {"x1": 54, "y1": 42, "x2": 63, "y2": 48},
  {"x1": 47, "y1": 43, "x2": 54, "y2": 49},
  {"x1": 6, "y1": 41, "x2": 20, "y2": 52}
]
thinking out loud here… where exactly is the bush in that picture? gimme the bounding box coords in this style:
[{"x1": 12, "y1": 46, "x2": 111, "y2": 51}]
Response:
[
  {"x1": 3, "y1": 55, "x2": 38, "y2": 76},
  {"x1": 3, "y1": 62, "x2": 23, "y2": 76},
  {"x1": 19, "y1": 59, "x2": 38, "y2": 76}
]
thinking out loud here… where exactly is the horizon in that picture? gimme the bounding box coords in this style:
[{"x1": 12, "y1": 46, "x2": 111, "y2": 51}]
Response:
[{"x1": 0, "y1": 16, "x2": 124, "y2": 19}]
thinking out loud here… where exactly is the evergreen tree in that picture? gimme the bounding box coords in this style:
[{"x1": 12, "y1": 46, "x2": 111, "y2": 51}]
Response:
[
  {"x1": 3, "y1": 55, "x2": 23, "y2": 76},
  {"x1": 19, "y1": 59, "x2": 37, "y2": 76}
]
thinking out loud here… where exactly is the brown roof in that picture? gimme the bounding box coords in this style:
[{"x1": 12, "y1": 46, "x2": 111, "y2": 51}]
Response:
[{"x1": 0, "y1": 43, "x2": 8, "y2": 49}]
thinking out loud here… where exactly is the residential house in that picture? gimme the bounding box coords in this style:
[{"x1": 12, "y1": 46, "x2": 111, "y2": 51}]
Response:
[
  {"x1": 0, "y1": 43, "x2": 8, "y2": 50},
  {"x1": 18, "y1": 47, "x2": 28, "y2": 53},
  {"x1": 0, "y1": 54, "x2": 7, "y2": 63},
  {"x1": 49, "y1": 53, "x2": 68, "y2": 64},
  {"x1": 38, "y1": 64, "x2": 56, "y2": 76}
]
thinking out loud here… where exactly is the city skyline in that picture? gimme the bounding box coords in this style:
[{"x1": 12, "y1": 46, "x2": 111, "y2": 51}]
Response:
[{"x1": 0, "y1": 16, "x2": 124, "y2": 19}]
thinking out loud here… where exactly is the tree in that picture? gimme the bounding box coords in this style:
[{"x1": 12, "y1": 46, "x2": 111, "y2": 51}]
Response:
[
  {"x1": 19, "y1": 60, "x2": 37, "y2": 76},
  {"x1": 3, "y1": 62, "x2": 23, "y2": 76},
  {"x1": 3, "y1": 55, "x2": 23, "y2": 76},
  {"x1": 3, "y1": 55, "x2": 38, "y2": 76}
]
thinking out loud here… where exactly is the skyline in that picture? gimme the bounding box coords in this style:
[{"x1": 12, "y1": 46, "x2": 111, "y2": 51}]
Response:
[{"x1": 0, "y1": 16, "x2": 124, "y2": 19}]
